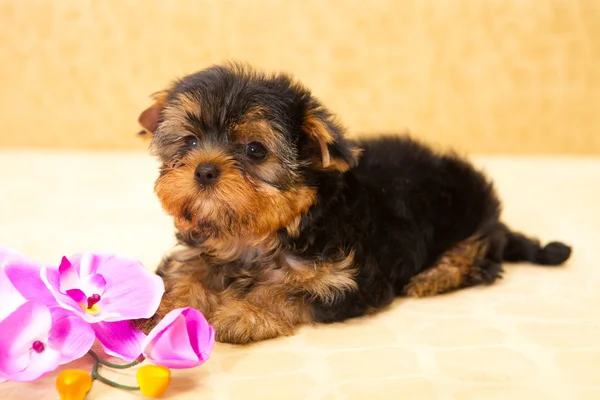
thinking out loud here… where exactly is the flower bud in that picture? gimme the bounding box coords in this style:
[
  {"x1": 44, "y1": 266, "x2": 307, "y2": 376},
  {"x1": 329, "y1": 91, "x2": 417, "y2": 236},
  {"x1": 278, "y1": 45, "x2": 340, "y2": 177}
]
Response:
[
  {"x1": 136, "y1": 365, "x2": 171, "y2": 398},
  {"x1": 56, "y1": 370, "x2": 93, "y2": 400}
]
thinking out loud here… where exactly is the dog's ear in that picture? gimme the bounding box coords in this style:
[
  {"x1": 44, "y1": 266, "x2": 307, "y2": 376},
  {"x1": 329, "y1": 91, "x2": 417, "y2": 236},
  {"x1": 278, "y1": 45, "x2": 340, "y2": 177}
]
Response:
[
  {"x1": 138, "y1": 91, "x2": 170, "y2": 138},
  {"x1": 302, "y1": 102, "x2": 361, "y2": 172}
]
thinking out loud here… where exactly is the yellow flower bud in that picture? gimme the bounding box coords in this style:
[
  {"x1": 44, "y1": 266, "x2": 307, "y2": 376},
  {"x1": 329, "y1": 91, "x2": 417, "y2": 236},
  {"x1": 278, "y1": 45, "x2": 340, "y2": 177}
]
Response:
[
  {"x1": 56, "y1": 369, "x2": 93, "y2": 400},
  {"x1": 136, "y1": 365, "x2": 171, "y2": 398}
]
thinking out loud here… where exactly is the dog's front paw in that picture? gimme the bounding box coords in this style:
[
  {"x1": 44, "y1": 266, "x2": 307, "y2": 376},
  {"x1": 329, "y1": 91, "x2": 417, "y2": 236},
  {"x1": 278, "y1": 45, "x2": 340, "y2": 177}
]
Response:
[{"x1": 210, "y1": 303, "x2": 294, "y2": 344}]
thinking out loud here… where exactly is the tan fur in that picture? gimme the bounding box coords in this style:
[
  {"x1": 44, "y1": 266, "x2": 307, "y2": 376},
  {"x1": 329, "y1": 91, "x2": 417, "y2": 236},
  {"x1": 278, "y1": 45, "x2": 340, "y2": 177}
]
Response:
[
  {"x1": 210, "y1": 286, "x2": 310, "y2": 344},
  {"x1": 136, "y1": 245, "x2": 357, "y2": 344},
  {"x1": 151, "y1": 97, "x2": 317, "y2": 241},
  {"x1": 281, "y1": 250, "x2": 358, "y2": 303},
  {"x1": 176, "y1": 92, "x2": 203, "y2": 121},
  {"x1": 134, "y1": 254, "x2": 221, "y2": 333},
  {"x1": 155, "y1": 146, "x2": 317, "y2": 240},
  {"x1": 303, "y1": 111, "x2": 362, "y2": 172},
  {"x1": 156, "y1": 93, "x2": 202, "y2": 142},
  {"x1": 324, "y1": 147, "x2": 364, "y2": 172},
  {"x1": 194, "y1": 234, "x2": 280, "y2": 263},
  {"x1": 285, "y1": 215, "x2": 302, "y2": 238},
  {"x1": 324, "y1": 157, "x2": 352, "y2": 173},
  {"x1": 403, "y1": 236, "x2": 490, "y2": 297},
  {"x1": 303, "y1": 111, "x2": 335, "y2": 169}
]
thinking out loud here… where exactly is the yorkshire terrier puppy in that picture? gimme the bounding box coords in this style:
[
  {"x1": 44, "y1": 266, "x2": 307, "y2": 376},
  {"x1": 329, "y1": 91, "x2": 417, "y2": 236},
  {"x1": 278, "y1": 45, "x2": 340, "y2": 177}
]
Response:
[{"x1": 135, "y1": 63, "x2": 572, "y2": 344}]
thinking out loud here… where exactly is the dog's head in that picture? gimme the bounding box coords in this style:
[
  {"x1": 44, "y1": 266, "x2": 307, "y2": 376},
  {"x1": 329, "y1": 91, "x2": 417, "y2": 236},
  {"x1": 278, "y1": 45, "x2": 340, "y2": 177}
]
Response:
[{"x1": 139, "y1": 63, "x2": 360, "y2": 241}]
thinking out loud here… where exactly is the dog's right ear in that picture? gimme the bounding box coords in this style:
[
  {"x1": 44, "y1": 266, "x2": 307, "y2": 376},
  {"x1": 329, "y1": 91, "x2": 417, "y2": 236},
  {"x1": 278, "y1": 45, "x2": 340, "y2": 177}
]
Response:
[
  {"x1": 301, "y1": 100, "x2": 362, "y2": 172},
  {"x1": 138, "y1": 91, "x2": 169, "y2": 138}
]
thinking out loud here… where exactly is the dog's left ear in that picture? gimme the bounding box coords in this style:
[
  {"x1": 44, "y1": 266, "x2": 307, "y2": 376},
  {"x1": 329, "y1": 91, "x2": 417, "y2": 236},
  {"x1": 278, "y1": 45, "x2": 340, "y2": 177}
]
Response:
[
  {"x1": 302, "y1": 102, "x2": 361, "y2": 172},
  {"x1": 137, "y1": 91, "x2": 170, "y2": 138}
]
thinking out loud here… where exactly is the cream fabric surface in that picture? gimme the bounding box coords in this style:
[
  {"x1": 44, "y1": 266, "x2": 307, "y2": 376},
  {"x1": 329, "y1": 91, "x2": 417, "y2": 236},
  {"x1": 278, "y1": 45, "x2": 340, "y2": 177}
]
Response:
[{"x1": 0, "y1": 151, "x2": 598, "y2": 399}]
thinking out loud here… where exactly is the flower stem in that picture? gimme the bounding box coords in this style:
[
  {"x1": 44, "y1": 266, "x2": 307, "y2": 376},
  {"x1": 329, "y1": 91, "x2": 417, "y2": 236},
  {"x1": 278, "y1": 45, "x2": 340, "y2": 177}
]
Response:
[
  {"x1": 91, "y1": 372, "x2": 140, "y2": 391},
  {"x1": 87, "y1": 350, "x2": 143, "y2": 369},
  {"x1": 88, "y1": 350, "x2": 140, "y2": 391}
]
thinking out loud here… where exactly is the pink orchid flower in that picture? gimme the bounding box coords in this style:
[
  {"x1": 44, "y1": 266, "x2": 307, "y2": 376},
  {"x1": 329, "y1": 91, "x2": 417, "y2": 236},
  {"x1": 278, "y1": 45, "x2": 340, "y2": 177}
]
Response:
[
  {"x1": 41, "y1": 253, "x2": 164, "y2": 361},
  {"x1": 0, "y1": 302, "x2": 95, "y2": 382},
  {"x1": 0, "y1": 246, "x2": 95, "y2": 382},
  {"x1": 142, "y1": 308, "x2": 215, "y2": 369}
]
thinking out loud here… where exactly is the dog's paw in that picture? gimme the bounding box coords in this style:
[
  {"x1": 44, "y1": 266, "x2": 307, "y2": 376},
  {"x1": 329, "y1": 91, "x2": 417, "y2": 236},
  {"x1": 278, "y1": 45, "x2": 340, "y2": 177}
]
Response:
[{"x1": 210, "y1": 303, "x2": 294, "y2": 344}]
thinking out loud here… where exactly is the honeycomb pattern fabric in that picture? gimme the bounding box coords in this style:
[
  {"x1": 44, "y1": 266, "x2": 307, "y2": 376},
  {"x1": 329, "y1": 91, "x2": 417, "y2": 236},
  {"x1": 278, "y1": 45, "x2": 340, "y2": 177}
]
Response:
[
  {"x1": 1, "y1": 1, "x2": 599, "y2": 153},
  {"x1": 0, "y1": 152, "x2": 597, "y2": 399}
]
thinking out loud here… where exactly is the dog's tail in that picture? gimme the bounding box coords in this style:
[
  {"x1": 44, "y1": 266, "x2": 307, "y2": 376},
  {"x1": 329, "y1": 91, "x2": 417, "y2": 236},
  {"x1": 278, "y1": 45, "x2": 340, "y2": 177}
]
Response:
[{"x1": 496, "y1": 223, "x2": 572, "y2": 266}]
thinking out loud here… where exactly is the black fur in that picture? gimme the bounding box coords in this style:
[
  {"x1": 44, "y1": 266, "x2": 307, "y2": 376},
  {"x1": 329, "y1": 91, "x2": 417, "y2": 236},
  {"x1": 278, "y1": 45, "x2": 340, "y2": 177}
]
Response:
[{"x1": 284, "y1": 135, "x2": 572, "y2": 323}]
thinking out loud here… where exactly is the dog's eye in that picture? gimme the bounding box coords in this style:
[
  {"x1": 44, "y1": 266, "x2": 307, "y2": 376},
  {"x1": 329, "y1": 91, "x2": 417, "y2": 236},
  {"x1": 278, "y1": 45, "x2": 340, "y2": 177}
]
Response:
[
  {"x1": 246, "y1": 142, "x2": 267, "y2": 160},
  {"x1": 184, "y1": 135, "x2": 198, "y2": 147}
]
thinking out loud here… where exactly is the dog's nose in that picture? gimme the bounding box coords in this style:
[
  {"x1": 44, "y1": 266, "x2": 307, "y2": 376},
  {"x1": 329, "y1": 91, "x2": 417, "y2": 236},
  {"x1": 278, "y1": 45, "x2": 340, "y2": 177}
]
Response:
[{"x1": 194, "y1": 163, "x2": 221, "y2": 186}]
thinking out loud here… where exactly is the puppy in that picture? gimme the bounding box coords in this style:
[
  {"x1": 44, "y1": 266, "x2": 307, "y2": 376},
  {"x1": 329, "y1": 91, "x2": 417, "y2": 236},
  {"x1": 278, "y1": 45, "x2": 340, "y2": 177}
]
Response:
[{"x1": 135, "y1": 63, "x2": 572, "y2": 344}]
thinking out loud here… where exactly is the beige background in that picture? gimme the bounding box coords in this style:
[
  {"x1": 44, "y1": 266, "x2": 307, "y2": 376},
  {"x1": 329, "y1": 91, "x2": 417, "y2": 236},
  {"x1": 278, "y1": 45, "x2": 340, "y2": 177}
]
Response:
[{"x1": 0, "y1": 0, "x2": 599, "y2": 153}]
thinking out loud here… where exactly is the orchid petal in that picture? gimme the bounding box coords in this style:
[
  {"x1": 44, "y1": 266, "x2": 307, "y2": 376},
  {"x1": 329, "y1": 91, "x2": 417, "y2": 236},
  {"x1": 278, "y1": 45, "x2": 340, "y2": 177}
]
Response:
[
  {"x1": 7, "y1": 347, "x2": 61, "y2": 382},
  {"x1": 185, "y1": 309, "x2": 215, "y2": 360},
  {"x1": 92, "y1": 321, "x2": 145, "y2": 362},
  {"x1": 41, "y1": 266, "x2": 85, "y2": 316},
  {"x1": 0, "y1": 302, "x2": 54, "y2": 377},
  {"x1": 0, "y1": 246, "x2": 57, "y2": 317},
  {"x1": 4, "y1": 259, "x2": 57, "y2": 308},
  {"x1": 68, "y1": 252, "x2": 103, "y2": 278},
  {"x1": 81, "y1": 273, "x2": 106, "y2": 296},
  {"x1": 48, "y1": 307, "x2": 95, "y2": 364},
  {"x1": 0, "y1": 267, "x2": 26, "y2": 320},
  {"x1": 58, "y1": 257, "x2": 79, "y2": 293},
  {"x1": 65, "y1": 289, "x2": 87, "y2": 306},
  {"x1": 96, "y1": 256, "x2": 164, "y2": 321},
  {"x1": 0, "y1": 245, "x2": 26, "y2": 264}
]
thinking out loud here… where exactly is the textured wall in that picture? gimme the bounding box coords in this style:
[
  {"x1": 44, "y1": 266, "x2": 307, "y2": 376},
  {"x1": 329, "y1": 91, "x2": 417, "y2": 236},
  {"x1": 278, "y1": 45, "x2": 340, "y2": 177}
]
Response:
[{"x1": 0, "y1": 0, "x2": 598, "y2": 153}]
